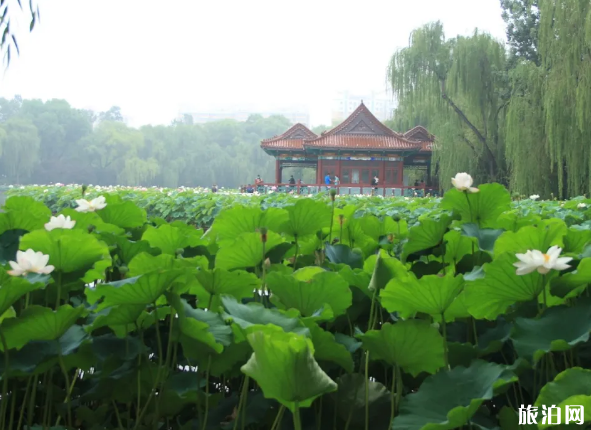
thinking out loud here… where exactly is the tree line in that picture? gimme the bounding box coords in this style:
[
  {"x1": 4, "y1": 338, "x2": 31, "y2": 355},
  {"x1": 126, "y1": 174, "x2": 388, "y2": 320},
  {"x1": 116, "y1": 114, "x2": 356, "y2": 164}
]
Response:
[
  {"x1": 386, "y1": 0, "x2": 591, "y2": 198},
  {"x1": 0, "y1": 97, "x2": 328, "y2": 188}
]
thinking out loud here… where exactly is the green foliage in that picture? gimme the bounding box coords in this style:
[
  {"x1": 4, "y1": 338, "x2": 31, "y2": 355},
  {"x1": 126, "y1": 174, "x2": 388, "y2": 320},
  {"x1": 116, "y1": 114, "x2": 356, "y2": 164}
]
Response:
[
  {"x1": 0, "y1": 97, "x2": 294, "y2": 187},
  {"x1": 0, "y1": 179, "x2": 591, "y2": 430}
]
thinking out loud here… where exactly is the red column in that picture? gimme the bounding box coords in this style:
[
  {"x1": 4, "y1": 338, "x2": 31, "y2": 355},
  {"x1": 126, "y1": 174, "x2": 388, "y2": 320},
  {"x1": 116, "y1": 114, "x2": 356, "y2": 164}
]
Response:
[
  {"x1": 381, "y1": 158, "x2": 386, "y2": 196},
  {"x1": 275, "y1": 159, "x2": 281, "y2": 184},
  {"x1": 336, "y1": 158, "x2": 342, "y2": 193},
  {"x1": 317, "y1": 158, "x2": 323, "y2": 185}
]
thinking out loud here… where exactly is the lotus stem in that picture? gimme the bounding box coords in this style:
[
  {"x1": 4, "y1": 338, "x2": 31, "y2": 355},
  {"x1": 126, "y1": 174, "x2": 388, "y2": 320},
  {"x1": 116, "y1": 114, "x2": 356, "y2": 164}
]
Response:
[
  {"x1": 328, "y1": 199, "x2": 335, "y2": 245},
  {"x1": 293, "y1": 234, "x2": 299, "y2": 272},
  {"x1": 233, "y1": 376, "x2": 249, "y2": 430},
  {"x1": 441, "y1": 313, "x2": 449, "y2": 369},
  {"x1": 293, "y1": 401, "x2": 302, "y2": 430},
  {"x1": 201, "y1": 355, "x2": 212, "y2": 430},
  {"x1": 365, "y1": 351, "x2": 370, "y2": 430},
  {"x1": 0, "y1": 329, "x2": 9, "y2": 430},
  {"x1": 16, "y1": 375, "x2": 33, "y2": 430},
  {"x1": 270, "y1": 405, "x2": 285, "y2": 430},
  {"x1": 389, "y1": 366, "x2": 396, "y2": 430}
]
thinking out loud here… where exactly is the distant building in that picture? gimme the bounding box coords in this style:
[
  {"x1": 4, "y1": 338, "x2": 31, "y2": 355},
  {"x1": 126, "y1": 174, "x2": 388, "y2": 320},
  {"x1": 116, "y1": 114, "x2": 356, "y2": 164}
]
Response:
[
  {"x1": 179, "y1": 104, "x2": 310, "y2": 126},
  {"x1": 332, "y1": 90, "x2": 396, "y2": 123}
]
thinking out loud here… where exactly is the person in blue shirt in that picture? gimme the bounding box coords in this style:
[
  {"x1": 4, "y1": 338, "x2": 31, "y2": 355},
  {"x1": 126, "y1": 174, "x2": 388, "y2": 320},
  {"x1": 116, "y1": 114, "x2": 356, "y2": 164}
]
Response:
[{"x1": 324, "y1": 174, "x2": 331, "y2": 190}]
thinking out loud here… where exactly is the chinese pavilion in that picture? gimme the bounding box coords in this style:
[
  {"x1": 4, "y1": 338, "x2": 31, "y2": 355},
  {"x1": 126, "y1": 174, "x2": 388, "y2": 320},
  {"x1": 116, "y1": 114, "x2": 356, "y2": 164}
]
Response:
[{"x1": 260, "y1": 102, "x2": 437, "y2": 195}]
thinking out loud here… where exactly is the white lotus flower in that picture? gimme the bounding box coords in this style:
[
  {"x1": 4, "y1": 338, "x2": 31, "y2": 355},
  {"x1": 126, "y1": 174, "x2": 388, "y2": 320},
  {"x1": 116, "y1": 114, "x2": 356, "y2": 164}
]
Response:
[
  {"x1": 514, "y1": 246, "x2": 573, "y2": 276},
  {"x1": 75, "y1": 196, "x2": 107, "y2": 213},
  {"x1": 451, "y1": 173, "x2": 479, "y2": 193},
  {"x1": 8, "y1": 249, "x2": 55, "y2": 277},
  {"x1": 45, "y1": 214, "x2": 76, "y2": 231},
  {"x1": 578, "y1": 203, "x2": 587, "y2": 209},
  {"x1": 530, "y1": 195, "x2": 540, "y2": 200}
]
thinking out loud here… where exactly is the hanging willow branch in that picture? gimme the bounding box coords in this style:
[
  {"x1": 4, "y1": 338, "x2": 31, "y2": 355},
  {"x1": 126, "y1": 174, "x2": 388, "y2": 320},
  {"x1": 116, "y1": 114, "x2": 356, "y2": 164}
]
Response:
[{"x1": 387, "y1": 22, "x2": 508, "y2": 187}]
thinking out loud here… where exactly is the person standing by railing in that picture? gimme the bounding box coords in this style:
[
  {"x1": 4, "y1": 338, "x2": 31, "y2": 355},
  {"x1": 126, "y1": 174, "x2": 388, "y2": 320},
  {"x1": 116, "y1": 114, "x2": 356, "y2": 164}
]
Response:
[
  {"x1": 324, "y1": 173, "x2": 331, "y2": 191},
  {"x1": 371, "y1": 175, "x2": 379, "y2": 195}
]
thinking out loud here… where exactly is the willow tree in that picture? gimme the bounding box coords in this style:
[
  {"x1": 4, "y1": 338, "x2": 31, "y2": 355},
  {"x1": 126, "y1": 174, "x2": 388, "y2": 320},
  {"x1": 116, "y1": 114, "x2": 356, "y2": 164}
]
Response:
[
  {"x1": 538, "y1": 0, "x2": 591, "y2": 197},
  {"x1": 505, "y1": 61, "x2": 554, "y2": 197},
  {"x1": 388, "y1": 22, "x2": 508, "y2": 188}
]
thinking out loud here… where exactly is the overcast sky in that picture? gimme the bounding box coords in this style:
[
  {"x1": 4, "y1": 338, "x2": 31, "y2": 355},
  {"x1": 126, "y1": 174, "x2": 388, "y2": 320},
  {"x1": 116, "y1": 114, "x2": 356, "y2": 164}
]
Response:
[{"x1": 0, "y1": 0, "x2": 507, "y2": 127}]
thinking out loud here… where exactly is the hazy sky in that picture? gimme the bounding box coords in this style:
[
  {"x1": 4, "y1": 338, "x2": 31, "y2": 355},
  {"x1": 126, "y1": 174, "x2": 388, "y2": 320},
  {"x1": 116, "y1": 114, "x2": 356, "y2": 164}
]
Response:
[{"x1": 0, "y1": 0, "x2": 507, "y2": 127}]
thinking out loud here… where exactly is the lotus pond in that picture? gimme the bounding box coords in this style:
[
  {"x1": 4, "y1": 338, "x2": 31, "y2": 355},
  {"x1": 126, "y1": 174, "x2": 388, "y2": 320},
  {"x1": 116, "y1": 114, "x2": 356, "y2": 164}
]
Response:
[{"x1": 1, "y1": 181, "x2": 591, "y2": 430}]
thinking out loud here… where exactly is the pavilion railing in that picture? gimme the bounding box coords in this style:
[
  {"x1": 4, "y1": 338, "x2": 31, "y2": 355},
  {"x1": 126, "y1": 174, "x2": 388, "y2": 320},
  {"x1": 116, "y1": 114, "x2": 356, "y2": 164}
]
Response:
[{"x1": 249, "y1": 183, "x2": 440, "y2": 197}]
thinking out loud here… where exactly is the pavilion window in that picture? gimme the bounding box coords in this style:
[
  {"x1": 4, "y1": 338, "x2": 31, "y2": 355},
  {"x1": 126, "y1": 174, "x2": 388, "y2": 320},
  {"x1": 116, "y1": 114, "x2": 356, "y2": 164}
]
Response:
[
  {"x1": 361, "y1": 169, "x2": 369, "y2": 184},
  {"x1": 342, "y1": 169, "x2": 350, "y2": 183},
  {"x1": 385, "y1": 168, "x2": 399, "y2": 184}
]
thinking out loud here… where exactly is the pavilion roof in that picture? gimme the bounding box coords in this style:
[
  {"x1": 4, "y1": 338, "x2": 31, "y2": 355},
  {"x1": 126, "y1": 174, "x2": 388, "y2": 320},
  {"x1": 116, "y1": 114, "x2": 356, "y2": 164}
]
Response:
[
  {"x1": 404, "y1": 125, "x2": 435, "y2": 142},
  {"x1": 260, "y1": 123, "x2": 317, "y2": 151},
  {"x1": 260, "y1": 102, "x2": 434, "y2": 154}
]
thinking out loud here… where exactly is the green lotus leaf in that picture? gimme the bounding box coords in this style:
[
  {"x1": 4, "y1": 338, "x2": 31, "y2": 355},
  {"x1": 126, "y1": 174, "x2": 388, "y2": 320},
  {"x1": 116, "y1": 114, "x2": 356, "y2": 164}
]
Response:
[
  {"x1": 215, "y1": 231, "x2": 283, "y2": 270},
  {"x1": 168, "y1": 294, "x2": 231, "y2": 353},
  {"x1": 85, "y1": 269, "x2": 185, "y2": 308},
  {"x1": 191, "y1": 268, "x2": 260, "y2": 310},
  {"x1": 19, "y1": 228, "x2": 111, "y2": 274},
  {"x1": 211, "y1": 205, "x2": 288, "y2": 246},
  {"x1": 511, "y1": 300, "x2": 591, "y2": 364},
  {"x1": 496, "y1": 210, "x2": 542, "y2": 233},
  {"x1": 110, "y1": 236, "x2": 158, "y2": 265},
  {"x1": 367, "y1": 250, "x2": 411, "y2": 292},
  {"x1": 240, "y1": 327, "x2": 337, "y2": 411},
  {"x1": 277, "y1": 198, "x2": 332, "y2": 238},
  {"x1": 305, "y1": 321, "x2": 354, "y2": 373},
  {"x1": 266, "y1": 270, "x2": 351, "y2": 319},
  {"x1": 127, "y1": 253, "x2": 207, "y2": 279},
  {"x1": 60, "y1": 208, "x2": 124, "y2": 235},
  {"x1": 535, "y1": 368, "x2": 591, "y2": 428},
  {"x1": 564, "y1": 226, "x2": 591, "y2": 254},
  {"x1": 460, "y1": 224, "x2": 504, "y2": 253},
  {"x1": 0, "y1": 269, "x2": 46, "y2": 318},
  {"x1": 338, "y1": 265, "x2": 371, "y2": 292},
  {"x1": 0, "y1": 196, "x2": 51, "y2": 235},
  {"x1": 402, "y1": 214, "x2": 452, "y2": 261},
  {"x1": 328, "y1": 373, "x2": 392, "y2": 430},
  {"x1": 325, "y1": 244, "x2": 363, "y2": 269},
  {"x1": 463, "y1": 253, "x2": 545, "y2": 320},
  {"x1": 380, "y1": 272, "x2": 464, "y2": 319},
  {"x1": 142, "y1": 224, "x2": 206, "y2": 255},
  {"x1": 441, "y1": 183, "x2": 511, "y2": 228},
  {"x1": 550, "y1": 257, "x2": 591, "y2": 298},
  {"x1": 221, "y1": 295, "x2": 309, "y2": 338},
  {"x1": 0, "y1": 305, "x2": 85, "y2": 351},
  {"x1": 493, "y1": 219, "x2": 567, "y2": 257},
  {"x1": 97, "y1": 197, "x2": 147, "y2": 229},
  {"x1": 443, "y1": 230, "x2": 474, "y2": 269},
  {"x1": 393, "y1": 360, "x2": 517, "y2": 430},
  {"x1": 360, "y1": 320, "x2": 445, "y2": 376},
  {"x1": 86, "y1": 304, "x2": 146, "y2": 332}
]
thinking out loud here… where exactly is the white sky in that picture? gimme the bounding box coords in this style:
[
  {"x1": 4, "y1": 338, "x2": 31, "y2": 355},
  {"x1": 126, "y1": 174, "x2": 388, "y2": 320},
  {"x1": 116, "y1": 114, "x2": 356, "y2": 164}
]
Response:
[{"x1": 0, "y1": 0, "x2": 507, "y2": 127}]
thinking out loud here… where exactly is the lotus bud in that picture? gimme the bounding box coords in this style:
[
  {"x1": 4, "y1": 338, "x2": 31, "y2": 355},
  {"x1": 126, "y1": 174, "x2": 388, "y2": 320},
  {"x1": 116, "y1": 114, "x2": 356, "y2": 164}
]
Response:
[
  {"x1": 260, "y1": 227, "x2": 268, "y2": 243},
  {"x1": 392, "y1": 214, "x2": 401, "y2": 222},
  {"x1": 119, "y1": 265, "x2": 129, "y2": 275},
  {"x1": 81, "y1": 184, "x2": 88, "y2": 196},
  {"x1": 263, "y1": 258, "x2": 271, "y2": 269},
  {"x1": 338, "y1": 214, "x2": 344, "y2": 226},
  {"x1": 175, "y1": 248, "x2": 185, "y2": 256},
  {"x1": 329, "y1": 189, "x2": 337, "y2": 201}
]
